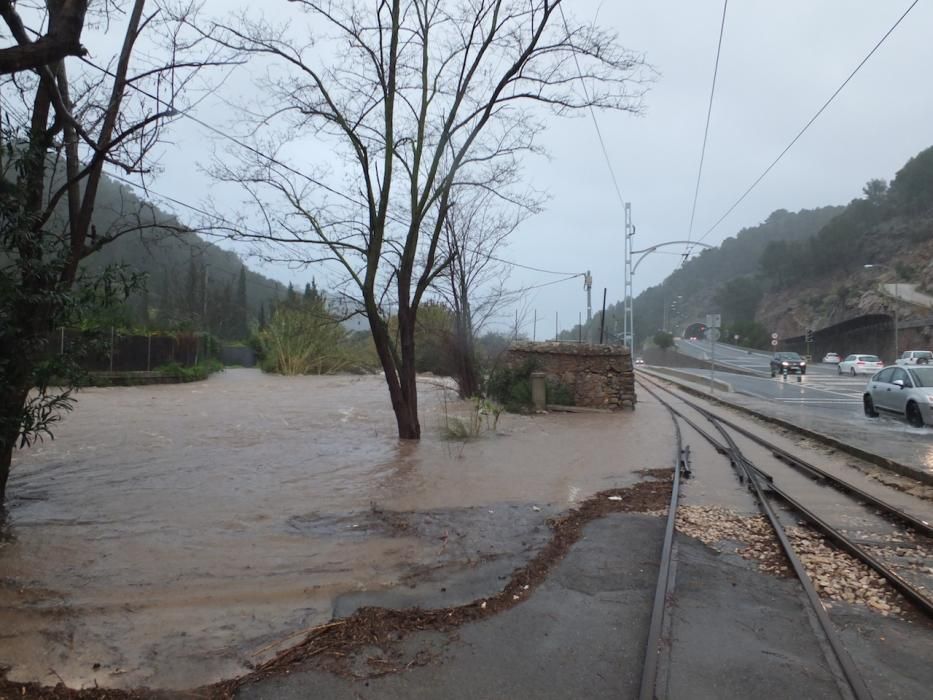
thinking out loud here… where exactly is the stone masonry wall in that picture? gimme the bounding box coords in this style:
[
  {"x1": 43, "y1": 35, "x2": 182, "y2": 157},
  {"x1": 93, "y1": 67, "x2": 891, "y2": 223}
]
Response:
[{"x1": 503, "y1": 342, "x2": 636, "y2": 409}]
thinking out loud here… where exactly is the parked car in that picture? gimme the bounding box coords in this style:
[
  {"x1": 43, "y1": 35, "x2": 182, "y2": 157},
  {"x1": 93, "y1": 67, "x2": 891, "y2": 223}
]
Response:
[
  {"x1": 863, "y1": 366, "x2": 933, "y2": 427},
  {"x1": 838, "y1": 354, "x2": 884, "y2": 375},
  {"x1": 770, "y1": 352, "x2": 806, "y2": 376},
  {"x1": 895, "y1": 350, "x2": 933, "y2": 366},
  {"x1": 822, "y1": 352, "x2": 841, "y2": 364}
]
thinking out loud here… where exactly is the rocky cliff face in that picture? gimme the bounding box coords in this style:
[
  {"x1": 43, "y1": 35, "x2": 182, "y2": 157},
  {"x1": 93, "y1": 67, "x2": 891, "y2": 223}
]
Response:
[{"x1": 754, "y1": 217, "x2": 933, "y2": 337}]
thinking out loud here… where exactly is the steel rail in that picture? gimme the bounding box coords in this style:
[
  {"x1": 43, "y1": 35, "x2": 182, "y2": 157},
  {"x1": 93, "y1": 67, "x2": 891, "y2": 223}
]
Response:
[
  {"x1": 638, "y1": 375, "x2": 933, "y2": 618},
  {"x1": 638, "y1": 398, "x2": 688, "y2": 700},
  {"x1": 638, "y1": 377, "x2": 874, "y2": 699},
  {"x1": 709, "y1": 420, "x2": 875, "y2": 700},
  {"x1": 641, "y1": 374, "x2": 932, "y2": 537}
]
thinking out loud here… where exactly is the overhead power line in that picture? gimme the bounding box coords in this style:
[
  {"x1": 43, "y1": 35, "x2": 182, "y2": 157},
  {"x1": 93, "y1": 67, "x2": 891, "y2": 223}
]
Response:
[
  {"x1": 688, "y1": 0, "x2": 920, "y2": 255},
  {"x1": 104, "y1": 169, "x2": 585, "y2": 297},
  {"x1": 82, "y1": 58, "x2": 584, "y2": 280},
  {"x1": 80, "y1": 57, "x2": 361, "y2": 209},
  {"x1": 522, "y1": 273, "x2": 585, "y2": 292},
  {"x1": 684, "y1": 0, "x2": 729, "y2": 254},
  {"x1": 557, "y1": 3, "x2": 627, "y2": 214}
]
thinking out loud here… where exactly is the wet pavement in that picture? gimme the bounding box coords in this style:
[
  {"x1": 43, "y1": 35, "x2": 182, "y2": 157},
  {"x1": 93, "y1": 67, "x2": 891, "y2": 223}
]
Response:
[
  {"x1": 235, "y1": 514, "x2": 933, "y2": 700},
  {"x1": 0, "y1": 369, "x2": 673, "y2": 690},
  {"x1": 642, "y1": 365, "x2": 933, "y2": 482}
]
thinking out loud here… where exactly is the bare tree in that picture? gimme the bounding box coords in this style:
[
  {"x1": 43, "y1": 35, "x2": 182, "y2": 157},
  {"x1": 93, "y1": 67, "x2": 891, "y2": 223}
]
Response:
[
  {"x1": 438, "y1": 184, "x2": 534, "y2": 397},
  {"x1": 0, "y1": 0, "x2": 89, "y2": 75},
  {"x1": 205, "y1": 0, "x2": 650, "y2": 439},
  {"x1": 0, "y1": 0, "x2": 223, "y2": 501}
]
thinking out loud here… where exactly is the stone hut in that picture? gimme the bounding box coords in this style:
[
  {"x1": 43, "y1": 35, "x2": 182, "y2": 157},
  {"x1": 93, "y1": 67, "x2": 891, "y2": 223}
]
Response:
[{"x1": 502, "y1": 342, "x2": 636, "y2": 409}]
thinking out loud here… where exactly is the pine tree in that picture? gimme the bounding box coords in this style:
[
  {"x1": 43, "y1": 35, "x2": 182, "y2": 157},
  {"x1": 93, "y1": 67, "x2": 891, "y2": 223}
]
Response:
[
  {"x1": 140, "y1": 276, "x2": 150, "y2": 327},
  {"x1": 185, "y1": 256, "x2": 200, "y2": 322},
  {"x1": 303, "y1": 278, "x2": 322, "y2": 306},
  {"x1": 236, "y1": 265, "x2": 249, "y2": 339},
  {"x1": 258, "y1": 303, "x2": 267, "y2": 330},
  {"x1": 219, "y1": 282, "x2": 233, "y2": 338}
]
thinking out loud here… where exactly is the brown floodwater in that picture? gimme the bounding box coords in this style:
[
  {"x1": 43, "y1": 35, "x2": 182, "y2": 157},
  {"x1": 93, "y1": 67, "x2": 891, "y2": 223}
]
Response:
[{"x1": 0, "y1": 369, "x2": 674, "y2": 690}]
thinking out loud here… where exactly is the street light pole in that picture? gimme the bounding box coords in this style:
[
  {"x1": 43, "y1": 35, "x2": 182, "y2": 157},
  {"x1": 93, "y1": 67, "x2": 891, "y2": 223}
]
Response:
[
  {"x1": 894, "y1": 279, "x2": 899, "y2": 358},
  {"x1": 863, "y1": 264, "x2": 898, "y2": 360},
  {"x1": 623, "y1": 203, "x2": 633, "y2": 348}
]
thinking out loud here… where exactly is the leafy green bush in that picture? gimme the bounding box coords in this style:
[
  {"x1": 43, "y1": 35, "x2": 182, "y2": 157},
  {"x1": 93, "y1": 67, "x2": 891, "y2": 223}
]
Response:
[
  {"x1": 653, "y1": 331, "x2": 674, "y2": 350},
  {"x1": 546, "y1": 380, "x2": 574, "y2": 406},
  {"x1": 259, "y1": 299, "x2": 350, "y2": 375},
  {"x1": 156, "y1": 358, "x2": 223, "y2": 382},
  {"x1": 485, "y1": 359, "x2": 538, "y2": 412}
]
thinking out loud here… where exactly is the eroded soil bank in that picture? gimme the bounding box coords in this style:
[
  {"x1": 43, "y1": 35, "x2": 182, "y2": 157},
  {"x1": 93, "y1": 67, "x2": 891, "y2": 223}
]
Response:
[{"x1": 0, "y1": 369, "x2": 673, "y2": 691}]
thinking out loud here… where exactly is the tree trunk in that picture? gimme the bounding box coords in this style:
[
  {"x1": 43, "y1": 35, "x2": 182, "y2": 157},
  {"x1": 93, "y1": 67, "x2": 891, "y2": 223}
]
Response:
[
  {"x1": 365, "y1": 303, "x2": 421, "y2": 440},
  {"x1": 452, "y1": 275, "x2": 479, "y2": 399},
  {"x1": 396, "y1": 307, "x2": 421, "y2": 439},
  {"x1": 0, "y1": 439, "x2": 12, "y2": 504},
  {"x1": 453, "y1": 316, "x2": 479, "y2": 399},
  {"x1": 0, "y1": 384, "x2": 29, "y2": 503}
]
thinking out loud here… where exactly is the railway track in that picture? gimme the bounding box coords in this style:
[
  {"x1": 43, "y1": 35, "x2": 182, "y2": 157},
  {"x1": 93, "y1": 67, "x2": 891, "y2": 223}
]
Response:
[{"x1": 636, "y1": 373, "x2": 933, "y2": 700}]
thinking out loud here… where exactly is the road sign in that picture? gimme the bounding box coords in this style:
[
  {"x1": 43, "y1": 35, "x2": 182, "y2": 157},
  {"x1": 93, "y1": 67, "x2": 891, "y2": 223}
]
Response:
[
  {"x1": 771, "y1": 339, "x2": 778, "y2": 346},
  {"x1": 771, "y1": 332, "x2": 779, "y2": 340},
  {"x1": 708, "y1": 328, "x2": 721, "y2": 341},
  {"x1": 706, "y1": 313, "x2": 721, "y2": 329}
]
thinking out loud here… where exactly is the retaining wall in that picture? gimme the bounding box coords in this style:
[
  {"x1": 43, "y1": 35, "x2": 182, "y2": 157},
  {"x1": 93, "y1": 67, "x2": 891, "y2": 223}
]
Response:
[{"x1": 503, "y1": 342, "x2": 636, "y2": 409}]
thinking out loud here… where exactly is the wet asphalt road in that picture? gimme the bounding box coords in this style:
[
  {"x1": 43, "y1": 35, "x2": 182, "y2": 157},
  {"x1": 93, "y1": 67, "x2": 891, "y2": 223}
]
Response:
[
  {"x1": 673, "y1": 338, "x2": 878, "y2": 420},
  {"x1": 658, "y1": 340, "x2": 933, "y2": 478}
]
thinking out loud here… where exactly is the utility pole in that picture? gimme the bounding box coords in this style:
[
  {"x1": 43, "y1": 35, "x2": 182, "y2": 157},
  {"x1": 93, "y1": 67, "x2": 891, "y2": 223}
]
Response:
[
  {"x1": 891, "y1": 279, "x2": 900, "y2": 358},
  {"x1": 584, "y1": 270, "x2": 593, "y2": 322},
  {"x1": 203, "y1": 264, "x2": 210, "y2": 329},
  {"x1": 622, "y1": 203, "x2": 634, "y2": 348},
  {"x1": 599, "y1": 288, "x2": 608, "y2": 344}
]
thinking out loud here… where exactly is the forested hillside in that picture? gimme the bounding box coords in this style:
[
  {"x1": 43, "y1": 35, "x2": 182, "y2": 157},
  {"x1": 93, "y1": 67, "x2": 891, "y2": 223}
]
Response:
[
  {"x1": 562, "y1": 205, "x2": 843, "y2": 345},
  {"x1": 755, "y1": 146, "x2": 933, "y2": 338},
  {"x1": 73, "y1": 174, "x2": 286, "y2": 339}
]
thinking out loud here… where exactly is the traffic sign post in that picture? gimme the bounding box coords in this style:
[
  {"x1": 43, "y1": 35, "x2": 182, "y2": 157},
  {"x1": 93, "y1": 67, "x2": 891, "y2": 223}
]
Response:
[
  {"x1": 771, "y1": 339, "x2": 778, "y2": 346},
  {"x1": 706, "y1": 315, "x2": 721, "y2": 394}
]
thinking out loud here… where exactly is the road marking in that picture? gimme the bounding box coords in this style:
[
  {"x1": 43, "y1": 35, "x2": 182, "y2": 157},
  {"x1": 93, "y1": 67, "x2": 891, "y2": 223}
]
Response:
[{"x1": 773, "y1": 398, "x2": 861, "y2": 404}]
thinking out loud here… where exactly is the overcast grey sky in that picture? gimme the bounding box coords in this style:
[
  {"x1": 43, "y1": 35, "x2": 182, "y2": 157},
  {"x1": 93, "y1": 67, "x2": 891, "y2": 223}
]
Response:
[{"x1": 120, "y1": 0, "x2": 933, "y2": 334}]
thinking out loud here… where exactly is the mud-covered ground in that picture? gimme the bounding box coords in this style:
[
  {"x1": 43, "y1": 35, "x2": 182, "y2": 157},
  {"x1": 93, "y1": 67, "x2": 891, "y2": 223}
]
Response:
[{"x1": 0, "y1": 369, "x2": 674, "y2": 690}]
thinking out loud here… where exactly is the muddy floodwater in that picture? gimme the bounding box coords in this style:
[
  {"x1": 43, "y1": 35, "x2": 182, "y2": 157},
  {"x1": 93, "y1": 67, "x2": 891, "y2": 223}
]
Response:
[{"x1": 0, "y1": 369, "x2": 673, "y2": 690}]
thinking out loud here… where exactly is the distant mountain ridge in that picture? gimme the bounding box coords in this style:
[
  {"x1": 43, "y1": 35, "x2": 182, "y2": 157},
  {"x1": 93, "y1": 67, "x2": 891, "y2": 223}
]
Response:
[{"x1": 564, "y1": 144, "x2": 933, "y2": 349}]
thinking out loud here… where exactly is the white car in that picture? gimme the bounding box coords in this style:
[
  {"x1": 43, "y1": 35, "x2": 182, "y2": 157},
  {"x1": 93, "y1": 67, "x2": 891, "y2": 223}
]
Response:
[
  {"x1": 822, "y1": 352, "x2": 841, "y2": 364},
  {"x1": 864, "y1": 366, "x2": 933, "y2": 427},
  {"x1": 895, "y1": 350, "x2": 932, "y2": 366},
  {"x1": 838, "y1": 354, "x2": 884, "y2": 376},
  {"x1": 634, "y1": 357, "x2": 645, "y2": 366}
]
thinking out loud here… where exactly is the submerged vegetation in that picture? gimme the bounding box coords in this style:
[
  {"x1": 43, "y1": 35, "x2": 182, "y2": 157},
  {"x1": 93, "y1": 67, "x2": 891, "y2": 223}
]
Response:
[
  {"x1": 440, "y1": 395, "x2": 505, "y2": 441},
  {"x1": 254, "y1": 284, "x2": 379, "y2": 376}
]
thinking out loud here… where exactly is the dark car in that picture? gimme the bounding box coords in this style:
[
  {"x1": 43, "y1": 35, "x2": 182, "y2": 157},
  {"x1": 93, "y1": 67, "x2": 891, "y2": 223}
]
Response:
[{"x1": 770, "y1": 352, "x2": 807, "y2": 376}]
